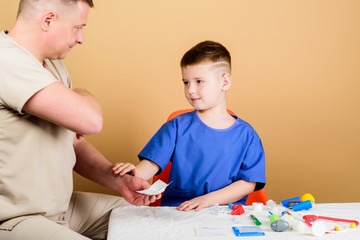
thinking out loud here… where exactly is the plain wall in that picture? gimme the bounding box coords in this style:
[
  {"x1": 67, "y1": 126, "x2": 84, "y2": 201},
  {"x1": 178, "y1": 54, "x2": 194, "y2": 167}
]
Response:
[{"x1": 1, "y1": 0, "x2": 359, "y2": 203}]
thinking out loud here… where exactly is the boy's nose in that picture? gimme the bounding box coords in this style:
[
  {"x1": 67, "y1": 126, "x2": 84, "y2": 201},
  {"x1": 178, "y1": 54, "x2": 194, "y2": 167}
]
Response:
[{"x1": 187, "y1": 84, "x2": 196, "y2": 94}]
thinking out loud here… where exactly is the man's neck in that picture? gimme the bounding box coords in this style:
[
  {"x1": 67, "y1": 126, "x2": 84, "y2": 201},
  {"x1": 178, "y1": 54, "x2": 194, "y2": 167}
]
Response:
[{"x1": 8, "y1": 25, "x2": 45, "y2": 63}]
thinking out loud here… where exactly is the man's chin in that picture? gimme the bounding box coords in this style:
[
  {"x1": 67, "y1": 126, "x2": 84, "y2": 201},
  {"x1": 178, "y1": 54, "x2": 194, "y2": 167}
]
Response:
[{"x1": 49, "y1": 54, "x2": 68, "y2": 60}]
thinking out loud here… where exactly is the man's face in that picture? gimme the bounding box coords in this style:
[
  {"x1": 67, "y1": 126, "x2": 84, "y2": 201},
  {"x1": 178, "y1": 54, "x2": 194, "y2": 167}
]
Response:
[{"x1": 46, "y1": 1, "x2": 90, "y2": 60}]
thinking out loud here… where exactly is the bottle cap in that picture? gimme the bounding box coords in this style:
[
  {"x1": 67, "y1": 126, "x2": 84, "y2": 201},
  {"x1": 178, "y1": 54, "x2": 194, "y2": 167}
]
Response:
[{"x1": 292, "y1": 200, "x2": 312, "y2": 211}]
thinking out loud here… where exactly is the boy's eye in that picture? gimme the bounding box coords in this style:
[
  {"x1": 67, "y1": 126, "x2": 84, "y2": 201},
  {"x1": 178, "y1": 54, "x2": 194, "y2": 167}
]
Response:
[
  {"x1": 183, "y1": 81, "x2": 189, "y2": 85},
  {"x1": 197, "y1": 80, "x2": 203, "y2": 84}
]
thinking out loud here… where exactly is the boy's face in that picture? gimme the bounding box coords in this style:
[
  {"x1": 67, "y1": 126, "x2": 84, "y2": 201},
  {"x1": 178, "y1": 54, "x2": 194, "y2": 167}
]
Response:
[{"x1": 181, "y1": 62, "x2": 230, "y2": 111}]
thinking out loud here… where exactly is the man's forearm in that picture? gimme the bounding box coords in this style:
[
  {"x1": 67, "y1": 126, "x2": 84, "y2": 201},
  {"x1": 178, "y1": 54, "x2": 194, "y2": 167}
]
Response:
[
  {"x1": 73, "y1": 137, "x2": 120, "y2": 191},
  {"x1": 72, "y1": 88, "x2": 103, "y2": 119},
  {"x1": 73, "y1": 137, "x2": 161, "y2": 206}
]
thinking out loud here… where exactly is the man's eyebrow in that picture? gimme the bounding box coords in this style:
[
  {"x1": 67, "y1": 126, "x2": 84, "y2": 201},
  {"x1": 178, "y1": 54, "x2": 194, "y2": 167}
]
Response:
[{"x1": 75, "y1": 23, "x2": 87, "y2": 27}]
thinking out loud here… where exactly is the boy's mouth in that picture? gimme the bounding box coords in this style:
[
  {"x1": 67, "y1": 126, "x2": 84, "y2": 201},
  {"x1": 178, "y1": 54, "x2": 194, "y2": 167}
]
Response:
[{"x1": 191, "y1": 98, "x2": 200, "y2": 102}]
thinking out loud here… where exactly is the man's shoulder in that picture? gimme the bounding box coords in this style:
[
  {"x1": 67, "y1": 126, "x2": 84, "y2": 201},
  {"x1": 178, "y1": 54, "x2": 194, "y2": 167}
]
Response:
[
  {"x1": 0, "y1": 36, "x2": 36, "y2": 67},
  {"x1": 0, "y1": 31, "x2": 21, "y2": 53}
]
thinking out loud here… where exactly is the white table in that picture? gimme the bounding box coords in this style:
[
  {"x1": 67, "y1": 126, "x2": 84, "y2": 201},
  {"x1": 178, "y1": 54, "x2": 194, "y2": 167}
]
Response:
[{"x1": 107, "y1": 203, "x2": 360, "y2": 240}]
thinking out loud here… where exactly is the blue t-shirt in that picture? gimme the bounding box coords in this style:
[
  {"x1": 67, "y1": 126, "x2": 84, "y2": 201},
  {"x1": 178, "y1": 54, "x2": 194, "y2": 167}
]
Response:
[{"x1": 138, "y1": 111, "x2": 266, "y2": 206}]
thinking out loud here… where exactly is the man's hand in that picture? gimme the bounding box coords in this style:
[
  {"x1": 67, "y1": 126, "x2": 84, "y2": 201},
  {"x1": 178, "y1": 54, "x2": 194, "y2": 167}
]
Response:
[
  {"x1": 73, "y1": 137, "x2": 161, "y2": 206},
  {"x1": 116, "y1": 174, "x2": 161, "y2": 206}
]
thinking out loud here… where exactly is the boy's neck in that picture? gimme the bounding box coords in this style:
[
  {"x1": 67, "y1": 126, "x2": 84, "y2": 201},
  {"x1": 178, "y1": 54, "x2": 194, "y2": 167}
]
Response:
[{"x1": 196, "y1": 107, "x2": 236, "y2": 129}]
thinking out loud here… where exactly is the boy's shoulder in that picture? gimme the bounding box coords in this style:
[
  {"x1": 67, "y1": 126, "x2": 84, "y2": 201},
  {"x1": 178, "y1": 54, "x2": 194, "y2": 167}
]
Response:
[
  {"x1": 238, "y1": 119, "x2": 264, "y2": 143},
  {"x1": 167, "y1": 110, "x2": 195, "y2": 122},
  {"x1": 235, "y1": 116, "x2": 252, "y2": 128}
]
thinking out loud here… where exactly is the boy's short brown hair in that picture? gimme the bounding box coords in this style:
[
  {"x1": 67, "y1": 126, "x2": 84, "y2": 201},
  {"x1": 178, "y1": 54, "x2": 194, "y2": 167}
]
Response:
[{"x1": 180, "y1": 40, "x2": 231, "y2": 72}]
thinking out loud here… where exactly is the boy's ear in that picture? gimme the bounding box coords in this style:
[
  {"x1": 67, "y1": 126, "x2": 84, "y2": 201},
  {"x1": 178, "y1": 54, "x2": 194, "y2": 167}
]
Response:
[
  {"x1": 40, "y1": 11, "x2": 57, "y2": 31},
  {"x1": 221, "y1": 73, "x2": 232, "y2": 91}
]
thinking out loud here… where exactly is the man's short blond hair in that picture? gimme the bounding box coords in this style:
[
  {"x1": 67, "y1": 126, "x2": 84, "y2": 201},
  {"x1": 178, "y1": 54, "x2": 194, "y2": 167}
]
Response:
[{"x1": 18, "y1": 0, "x2": 94, "y2": 17}]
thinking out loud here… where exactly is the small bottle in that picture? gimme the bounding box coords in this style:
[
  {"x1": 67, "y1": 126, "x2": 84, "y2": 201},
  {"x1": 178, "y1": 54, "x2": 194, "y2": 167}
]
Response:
[
  {"x1": 266, "y1": 199, "x2": 279, "y2": 212},
  {"x1": 266, "y1": 199, "x2": 277, "y2": 208}
]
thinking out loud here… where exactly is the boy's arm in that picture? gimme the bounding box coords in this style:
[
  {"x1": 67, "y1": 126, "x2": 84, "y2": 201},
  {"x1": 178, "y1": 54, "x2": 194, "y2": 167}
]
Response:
[
  {"x1": 134, "y1": 160, "x2": 160, "y2": 180},
  {"x1": 176, "y1": 180, "x2": 256, "y2": 212}
]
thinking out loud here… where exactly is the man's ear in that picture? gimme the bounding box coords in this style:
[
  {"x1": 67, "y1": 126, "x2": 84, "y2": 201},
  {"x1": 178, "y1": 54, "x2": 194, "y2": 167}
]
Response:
[
  {"x1": 221, "y1": 73, "x2": 232, "y2": 91},
  {"x1": 40, "y1": 11, "x2": 57, "y2": 31}
]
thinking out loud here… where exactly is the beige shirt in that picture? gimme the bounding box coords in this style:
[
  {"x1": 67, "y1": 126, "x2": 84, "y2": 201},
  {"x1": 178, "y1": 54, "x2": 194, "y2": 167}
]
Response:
[{"x1": 0, "y1": 31, "x2": 76, "y2": 227}]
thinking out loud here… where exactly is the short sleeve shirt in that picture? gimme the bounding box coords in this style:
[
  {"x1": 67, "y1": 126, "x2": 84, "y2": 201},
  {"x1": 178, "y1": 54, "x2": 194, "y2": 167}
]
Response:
[
  {"x1": 138, "y1": 111, "x2": 266, "y2": 206},
  {"x1": 0, "y1": 31, "x2": 76, "y2": 225}
]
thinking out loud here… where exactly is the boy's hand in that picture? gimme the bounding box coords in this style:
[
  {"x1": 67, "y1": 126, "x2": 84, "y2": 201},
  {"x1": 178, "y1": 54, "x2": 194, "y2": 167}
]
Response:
[
  {"x1": 176, "y1": 195, "x2": 212, "y2": 212},
  {"x1": 112, "y1": 162, "x2": 136, "y2": 176}
]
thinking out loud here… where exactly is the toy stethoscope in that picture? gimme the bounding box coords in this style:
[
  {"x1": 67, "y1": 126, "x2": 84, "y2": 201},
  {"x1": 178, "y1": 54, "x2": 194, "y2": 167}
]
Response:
[{"x1": 303, "y1": 214, "x2": 359, "y2": 233}]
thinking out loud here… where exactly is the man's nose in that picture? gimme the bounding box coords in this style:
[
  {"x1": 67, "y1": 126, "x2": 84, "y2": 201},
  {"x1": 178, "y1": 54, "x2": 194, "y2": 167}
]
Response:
[{"x1": 77, "y1": 30, "x2": 84, "y2": 44}]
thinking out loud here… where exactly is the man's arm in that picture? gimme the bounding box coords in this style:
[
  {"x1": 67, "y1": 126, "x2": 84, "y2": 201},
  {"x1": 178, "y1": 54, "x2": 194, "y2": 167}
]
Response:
[
  {"x1": 23, "y1": 82, "x2": 103, "y2": 135},
  {"x1": 73, "y1": 137, "x2": 159, "y2": 206}
]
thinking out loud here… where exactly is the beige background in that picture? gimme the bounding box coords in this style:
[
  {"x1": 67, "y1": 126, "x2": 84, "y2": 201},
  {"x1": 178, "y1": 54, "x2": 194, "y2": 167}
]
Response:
[{"x1": 1, "y1": 0, "x2": 359, "y2": 203}]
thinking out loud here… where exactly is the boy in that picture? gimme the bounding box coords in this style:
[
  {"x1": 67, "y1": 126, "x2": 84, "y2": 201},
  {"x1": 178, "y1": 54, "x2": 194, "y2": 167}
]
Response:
[{"x1": 113, "y1": 41, "x2": 266, "y2": 211}]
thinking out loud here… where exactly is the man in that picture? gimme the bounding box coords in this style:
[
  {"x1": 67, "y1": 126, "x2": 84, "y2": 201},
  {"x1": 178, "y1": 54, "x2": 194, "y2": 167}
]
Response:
[{"x1": 0, "y1": 1, "x2": 158, "y2": 239}]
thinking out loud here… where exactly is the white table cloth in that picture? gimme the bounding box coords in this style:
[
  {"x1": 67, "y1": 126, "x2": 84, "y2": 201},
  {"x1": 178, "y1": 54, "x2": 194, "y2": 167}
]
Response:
[{"x1": 108, "y1": 203, "x2": 360, "y2": 240}]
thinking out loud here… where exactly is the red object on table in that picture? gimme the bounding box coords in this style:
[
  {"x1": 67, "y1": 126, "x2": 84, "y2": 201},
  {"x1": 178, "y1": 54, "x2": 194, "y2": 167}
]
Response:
[{"x1": 231, "y1": 204, "x2": 245, "y2": 215}]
